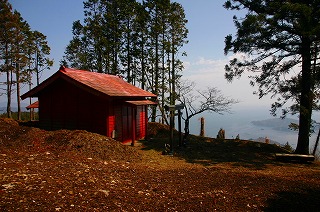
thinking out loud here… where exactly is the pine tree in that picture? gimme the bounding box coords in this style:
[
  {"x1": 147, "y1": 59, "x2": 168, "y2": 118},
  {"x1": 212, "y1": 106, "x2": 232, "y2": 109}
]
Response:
[
  {"x1": 132, "y1": 2, "x2": 149, "y2": 89},
  {"x1": 168, "y1": 2, "x2": 188, "y2": 106},
  {"x1": 12, "y1": 11, "x2": 30, "y2": 120},
  {"x1": 0, "y1": 0, "x2": 16, "y2": 118},
  {"x1": 63, "y1": 0, "x2": 188, "y2": 123},
  {"x1": 29, "y1": 31, "x2": 53, "y2": 86},
  {"x1": 224, "y1": 0, "x2": 320, "y2": 154},
  {"x1": 0, "y1": 0, "x2": 52, "y2": 119}
]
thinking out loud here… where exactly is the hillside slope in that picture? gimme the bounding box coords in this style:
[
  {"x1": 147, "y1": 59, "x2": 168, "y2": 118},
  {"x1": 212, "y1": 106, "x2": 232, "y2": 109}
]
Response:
[{"x1": 1, "y1": 119, "x2": 320, "y2": 211}]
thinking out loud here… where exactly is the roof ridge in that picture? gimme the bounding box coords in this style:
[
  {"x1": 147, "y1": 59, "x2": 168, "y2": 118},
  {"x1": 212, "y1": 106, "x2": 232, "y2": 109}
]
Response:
[{"x1": 21, "y1": 67, "x2": 156, "y2": 99}]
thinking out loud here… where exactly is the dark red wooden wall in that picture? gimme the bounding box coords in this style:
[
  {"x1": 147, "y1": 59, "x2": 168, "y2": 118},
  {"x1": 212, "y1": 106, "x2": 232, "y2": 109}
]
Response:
[
  {"x1": 38, "y1": 78, "x2": 108, "y2": 135},
  {"x1": 113, "y1": 104, "x2": 147, "y2": 143},
  {"x1": 37, "y1": 78, "x2": 148, "y2": 143}
]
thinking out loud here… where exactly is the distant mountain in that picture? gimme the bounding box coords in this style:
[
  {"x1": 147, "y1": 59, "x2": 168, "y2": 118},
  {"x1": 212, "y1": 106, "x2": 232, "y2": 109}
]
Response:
[{"x1": 251, "y1": 118, "x2": 298, "y2": 132}]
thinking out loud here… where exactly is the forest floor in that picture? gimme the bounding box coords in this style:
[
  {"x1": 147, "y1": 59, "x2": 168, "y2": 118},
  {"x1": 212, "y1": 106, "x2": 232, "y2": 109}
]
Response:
[{"x1": 1, "y1": 118, "x2": 320, "y2": 211}]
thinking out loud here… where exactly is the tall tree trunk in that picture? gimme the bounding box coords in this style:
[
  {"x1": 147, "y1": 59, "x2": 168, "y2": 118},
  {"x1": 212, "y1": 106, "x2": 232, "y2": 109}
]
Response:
[
  {"x1": 16, "y1": 63, "x2": 21, "y2": 120},
  {"x1": 141, "y1": 34, "x2": 145, "y2": 90},
  {"x1": 171, "y1": 36, "x2": 175, "y2": 106},
  {"x1": 140, "y1": 26, "x2": 146, "y2": 90},
  {"x1": 150, "y1": 4, "x2": 160, "y2": 123},
  {"x1": 161, "y1": 29, "x2": 165, "y2": 124},
  {"x1": 36, "y1": 50, "x2": 40, "y2": 86},
  {"x1": 152, "y1": 26, "x2": 159, "y2": 122},
  {"x1": 126, "y1": 19, "x2": 131, "y2": 83},
  {"x1": 97, "y1": 46, "x2": 103, "y2": 73},
  {"x1": 311, "y1": 43, "x2": 319, "y2": 156},
  {"x1": 313, "y1": 127, "x2": 320, "y2": 156},
  {"x1": 6, "y1": 69, "x2": 12, "y2": 118},
  {"x1": 183, "y1": 117, "x2": 190, "y2": 142},
  {"x1": 295, "y1": 37, "x2": 313, "y2": 154},
  {"x1": 5, "y1": 43, "x2": 12, "y2": 118},
  {"x1": 170, "y1": 38, "x2": 176, "y2": 128},
  {"x1": 29, "y1": 80, "x2": 33, "y2": 121}
]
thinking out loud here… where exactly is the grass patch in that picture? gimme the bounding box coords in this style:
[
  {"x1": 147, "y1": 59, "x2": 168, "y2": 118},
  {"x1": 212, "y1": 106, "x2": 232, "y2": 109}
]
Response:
[{"x1": 143, "y1": 122, "x2": 290, "y2": 169}]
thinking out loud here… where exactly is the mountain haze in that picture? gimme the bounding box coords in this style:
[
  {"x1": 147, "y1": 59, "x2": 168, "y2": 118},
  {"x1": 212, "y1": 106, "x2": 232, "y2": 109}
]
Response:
[{"x1": 251, "y1": 118, "x2": 298, "y2": 132}]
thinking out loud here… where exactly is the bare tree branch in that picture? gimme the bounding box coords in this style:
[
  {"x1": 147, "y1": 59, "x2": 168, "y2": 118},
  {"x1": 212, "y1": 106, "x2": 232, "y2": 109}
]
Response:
[{"x1": 178, "y1": 80, "x2": 239, "y2": 142}]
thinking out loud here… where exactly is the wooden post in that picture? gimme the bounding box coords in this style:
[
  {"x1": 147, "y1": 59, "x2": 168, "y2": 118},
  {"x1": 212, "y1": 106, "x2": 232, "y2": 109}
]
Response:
[
  {"x1": 169, "y1": 110, "x2": 174, "y2": 154},
  {"x1": 131, "y1": 107, "x2": 136, "y2": 146},
  {"x1": 178, "y1": 110, "x2": 182, "y2": 146},
  {"x1": 200, "y1": 117, "x2": 205, "y2": 137},
  {"x1": 29, "y1": 91, "x2": 32, "y2": 121},
  {"x1": 164, "y1": 104, "x2": 184, "y2": 154},
  {"x1": 144, "y1": 105, "x2": 148, "y2": 140}
]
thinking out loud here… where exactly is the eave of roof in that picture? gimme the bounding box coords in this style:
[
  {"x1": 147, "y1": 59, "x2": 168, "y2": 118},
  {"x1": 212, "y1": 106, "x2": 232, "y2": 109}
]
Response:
[
  {"x1": 26, "y1": 101, "x2": 39, "y2": 109},
  {"x1": 125, "y1": 100, "x2": 158, "y2": 106},
  {"x1": 21, "y1": 66, "x2": 157, "y2": 100}
]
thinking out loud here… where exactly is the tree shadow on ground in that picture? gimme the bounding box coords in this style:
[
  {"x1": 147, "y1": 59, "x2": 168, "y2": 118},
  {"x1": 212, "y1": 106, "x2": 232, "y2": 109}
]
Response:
[
  {"x1": 141, "y1": 124, "x2": 290, "y2": 170},
  {"x1": 264, "y1": 188, "x2": 320, "y2": 211}
]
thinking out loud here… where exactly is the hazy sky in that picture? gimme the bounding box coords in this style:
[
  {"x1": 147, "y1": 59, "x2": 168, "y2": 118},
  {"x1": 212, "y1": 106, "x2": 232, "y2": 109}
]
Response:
[{"x1": 7, "y1": 0, "x2": 275, "y2": 111}]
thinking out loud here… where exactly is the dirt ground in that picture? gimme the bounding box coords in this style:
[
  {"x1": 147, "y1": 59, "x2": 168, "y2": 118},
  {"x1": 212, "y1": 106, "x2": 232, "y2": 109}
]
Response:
[{"x1": 1, "y1": 118, "x2": 320, "y2": 211}]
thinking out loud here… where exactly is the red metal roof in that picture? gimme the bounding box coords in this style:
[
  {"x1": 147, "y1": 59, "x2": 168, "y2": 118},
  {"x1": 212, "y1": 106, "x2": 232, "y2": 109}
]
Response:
[
  {"x1": 26, "y1": 101, "x2": 39, "y2": 109},
  {"x1": 21, "y1": 67, "x2": 156, "y2": 99}
]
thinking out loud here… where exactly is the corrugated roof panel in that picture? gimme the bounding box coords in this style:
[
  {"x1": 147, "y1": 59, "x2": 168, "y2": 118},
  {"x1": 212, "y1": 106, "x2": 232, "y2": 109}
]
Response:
[
  {"x1": 21, "y1": 67, "x2": 157, "y2": 99},
  {"x1": 61, "y1": 68, "x2": 156, "y2": 97},
  {"x1": 26, "y1": 101, "x2": 39, "y2": 109}
]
